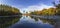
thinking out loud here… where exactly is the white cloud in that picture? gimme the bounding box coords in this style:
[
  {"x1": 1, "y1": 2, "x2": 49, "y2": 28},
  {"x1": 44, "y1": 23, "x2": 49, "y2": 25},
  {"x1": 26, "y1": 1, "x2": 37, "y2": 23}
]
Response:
[
  {"x1": 54, "y1": 0, "x2": 60, "y2": 4},
  {"x1": 0, "y1": 0, "x2": 5, "y2": 4},
  {"x1": 0, "y1": 0, "x2": 2, "y2": 4},
  {"x1": 21, "y1": 4, "x2": 54, "y2": 13}
]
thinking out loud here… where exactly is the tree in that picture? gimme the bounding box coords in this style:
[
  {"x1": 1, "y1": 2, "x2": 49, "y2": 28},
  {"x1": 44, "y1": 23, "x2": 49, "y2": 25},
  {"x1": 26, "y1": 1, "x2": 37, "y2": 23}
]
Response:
[
  {"x1": 0, "y1": 4, "x2": 22, "y2": 16},
  {"x1": 53, "y1": 0, "x2": 60, "y2": 15}
]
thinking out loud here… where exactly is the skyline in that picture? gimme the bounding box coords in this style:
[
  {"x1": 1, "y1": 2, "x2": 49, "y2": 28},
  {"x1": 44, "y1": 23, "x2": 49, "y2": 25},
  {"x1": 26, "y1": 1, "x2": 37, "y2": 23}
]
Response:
[{"x1": 0, "y1": 0, "x2": 59, "y2": 13}]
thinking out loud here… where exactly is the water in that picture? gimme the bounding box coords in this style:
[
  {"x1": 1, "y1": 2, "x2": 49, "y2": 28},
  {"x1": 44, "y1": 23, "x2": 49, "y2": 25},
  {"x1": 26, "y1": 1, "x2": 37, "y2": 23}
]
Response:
[
  {"x1": 7, "y1": 15, "x2": 54, "y2": 28},
  {"x1": 0, "y1": 15, "x2": 55, "y2": 28}
]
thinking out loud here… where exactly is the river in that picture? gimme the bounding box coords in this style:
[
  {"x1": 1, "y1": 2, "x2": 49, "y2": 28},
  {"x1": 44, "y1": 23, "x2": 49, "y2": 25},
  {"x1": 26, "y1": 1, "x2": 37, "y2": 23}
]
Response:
[{"x1": 4, "y1": 15, "x2": 54, "y2": 28}]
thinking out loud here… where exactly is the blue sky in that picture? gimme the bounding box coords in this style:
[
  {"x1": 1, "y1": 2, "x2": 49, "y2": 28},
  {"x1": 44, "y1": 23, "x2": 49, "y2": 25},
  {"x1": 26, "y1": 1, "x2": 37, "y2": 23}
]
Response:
[{"x1": 0, "y1": 0, "x2": 59, "y2": 13}]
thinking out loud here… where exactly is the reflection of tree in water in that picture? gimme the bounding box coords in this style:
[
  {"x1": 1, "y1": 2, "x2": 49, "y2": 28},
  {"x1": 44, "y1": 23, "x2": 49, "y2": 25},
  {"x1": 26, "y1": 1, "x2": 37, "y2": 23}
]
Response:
[
  {"x1": 0, "y1": 16, "x2": 22, "y2": 28},
  {"x1": 30, "y1": 16, "x2": 56, "y2": 25}
]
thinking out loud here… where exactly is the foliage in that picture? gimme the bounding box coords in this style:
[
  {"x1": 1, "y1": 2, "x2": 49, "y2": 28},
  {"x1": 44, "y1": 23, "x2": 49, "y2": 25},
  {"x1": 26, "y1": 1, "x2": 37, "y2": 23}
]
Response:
[
  {"x1": 30, "y1": 1, "x2": 60, "y2": 15},
  {"x1": 30, "y1": 8, "x2": 57, "y2": 15},
  {"x1": 0, "y1": 4, "x2": 22, "y2": 16},
  {"x1": 53, "y1": 1, "x2": 60, "y2": 15}
]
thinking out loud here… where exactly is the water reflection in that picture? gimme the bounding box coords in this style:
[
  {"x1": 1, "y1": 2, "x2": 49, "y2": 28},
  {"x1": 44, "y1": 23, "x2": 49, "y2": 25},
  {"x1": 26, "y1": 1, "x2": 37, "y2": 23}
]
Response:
[
  {"x1": 30, "y1": 15, "x2": 56, "y2": 25},
  {"x1": 9, "y1": 15, "x2": 54, "y2": 28},
  {"x1": 0, "y1": 16, "x2": 21, "y2": 28}
]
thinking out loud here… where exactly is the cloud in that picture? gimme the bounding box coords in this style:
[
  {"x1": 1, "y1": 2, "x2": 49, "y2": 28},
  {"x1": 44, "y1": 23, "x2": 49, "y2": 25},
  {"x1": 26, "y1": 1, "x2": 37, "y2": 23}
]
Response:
[
  {"x1": 0, "y1": 0, "x2": 2, "y2": 4},
  {"x1": 54, "y1": 0, "x2": 60, "y2": 4},
  {"x1": 21, "y1": 4, "x2": 54, "y2": 13}
]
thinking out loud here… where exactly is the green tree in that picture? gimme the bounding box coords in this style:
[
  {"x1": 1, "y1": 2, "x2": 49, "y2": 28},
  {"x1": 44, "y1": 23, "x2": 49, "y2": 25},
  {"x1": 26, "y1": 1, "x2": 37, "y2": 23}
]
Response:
[
  {"x1": 0, "y1": 4, "x2": 22, "y2": 16},
  {"x1": 53, "y1": 1, "x2": 60, "y2": 15}
]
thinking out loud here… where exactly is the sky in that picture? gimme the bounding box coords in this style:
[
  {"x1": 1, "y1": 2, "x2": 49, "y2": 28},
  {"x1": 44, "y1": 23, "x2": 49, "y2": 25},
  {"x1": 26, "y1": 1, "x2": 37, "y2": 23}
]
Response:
[{"x1": 0, "y1": 0, "x2": 59, "y2": 13}]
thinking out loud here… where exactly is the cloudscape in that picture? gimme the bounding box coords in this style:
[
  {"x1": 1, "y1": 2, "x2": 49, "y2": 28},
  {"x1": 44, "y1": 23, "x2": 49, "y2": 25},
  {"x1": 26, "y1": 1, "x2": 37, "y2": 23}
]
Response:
[{"x1": 0, "y1": 0, "x2": 59, "y2": 13}]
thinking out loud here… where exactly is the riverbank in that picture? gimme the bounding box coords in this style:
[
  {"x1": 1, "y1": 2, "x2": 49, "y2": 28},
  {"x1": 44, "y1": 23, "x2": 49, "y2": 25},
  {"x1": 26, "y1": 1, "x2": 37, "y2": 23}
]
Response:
[
  {"x1": 30, "y1": 15, "x2": 60, "y2": 19},
  {"x1": 0, "y1": 15, "x2": 22, "y2": 17}
]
